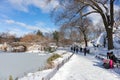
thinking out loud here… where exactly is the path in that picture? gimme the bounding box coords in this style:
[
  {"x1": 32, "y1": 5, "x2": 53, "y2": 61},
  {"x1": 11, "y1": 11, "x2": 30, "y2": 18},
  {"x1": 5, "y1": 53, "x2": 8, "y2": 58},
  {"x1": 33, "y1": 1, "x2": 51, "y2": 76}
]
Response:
[{"x1": 51, "y1": 53, "x2": 120, "y2": 80}]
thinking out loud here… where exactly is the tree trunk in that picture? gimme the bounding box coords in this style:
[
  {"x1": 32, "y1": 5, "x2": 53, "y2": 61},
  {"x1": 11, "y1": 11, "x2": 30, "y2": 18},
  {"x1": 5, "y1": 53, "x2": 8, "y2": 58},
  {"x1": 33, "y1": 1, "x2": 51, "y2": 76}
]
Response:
[
  {"x1": 107, "y1": 28, "x2": 114, "y2": 50},
  {"x1": 101, "y1": 0, "x2": 115, "y2": 50},
  {"x1": 83, "y1": 32, "x2": 88, "y2": 47},
  {"x1": 106, "y1": 0, "x2": 114, "y2": 50}
]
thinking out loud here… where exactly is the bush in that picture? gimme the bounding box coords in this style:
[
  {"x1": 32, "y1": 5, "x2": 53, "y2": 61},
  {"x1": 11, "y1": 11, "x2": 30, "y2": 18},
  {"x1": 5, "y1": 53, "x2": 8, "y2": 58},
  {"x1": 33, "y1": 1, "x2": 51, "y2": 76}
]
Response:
[
  {"x1": 45, "y1": 54, "x2": 61, "y2": 69},
  {"x1": 9, "y1": 75, "x2": 13, "y2": 80},
  {"x1": 47, "y1": 54, "x2": 61, "y2": 63},
  {"x1": 45, "y1": 47, "x2": 56, "y2": 53}
]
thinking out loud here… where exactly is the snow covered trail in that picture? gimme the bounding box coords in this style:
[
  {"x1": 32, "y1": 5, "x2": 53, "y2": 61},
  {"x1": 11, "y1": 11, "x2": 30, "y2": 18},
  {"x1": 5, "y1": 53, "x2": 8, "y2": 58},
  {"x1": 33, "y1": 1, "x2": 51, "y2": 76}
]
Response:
[{"x1": 51, "y1": 54, "x2": 120, "y2": 80}]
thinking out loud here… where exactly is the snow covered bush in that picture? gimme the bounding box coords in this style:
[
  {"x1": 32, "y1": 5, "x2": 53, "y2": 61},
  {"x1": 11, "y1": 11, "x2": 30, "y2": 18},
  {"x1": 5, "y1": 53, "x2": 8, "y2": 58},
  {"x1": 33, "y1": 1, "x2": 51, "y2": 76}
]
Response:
[
  {"x1": 9, "y1": 75, "x2": 13, "y2": 80},
  {"x1": 47, "y1": 54, "x2": 61, "y2": 63},
  {"x1": 46, "y1": 54, "x2": 61, "y2": 69}
]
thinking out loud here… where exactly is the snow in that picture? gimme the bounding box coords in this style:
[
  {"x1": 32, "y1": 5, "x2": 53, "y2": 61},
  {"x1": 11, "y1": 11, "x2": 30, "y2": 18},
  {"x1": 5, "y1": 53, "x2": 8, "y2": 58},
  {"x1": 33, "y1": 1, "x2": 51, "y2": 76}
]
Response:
[
  {"x1": 18, "y1": 48, "x2": 120, "y2": 80},
  {"x1": 94, "y1": 31, "x2": 120, "y2": 49},
  {"x1": 51, "y1": 54, "x2": 120, "y2": 80},
  {"x1": 26, "y1": 50, "x2": 45, "y2": 53},
  {"x1": 113, "y1": 34, "x2": 120, "y2": 49},
  {"x1": 52, "y1": 51, "x2": 72, "y2": 66},
  {"x1": 96, "y1": 32, "x2": 106, "y2": 46},
  {"x1": 18, "y1": 69, "x2": 53, "y2": 80}
]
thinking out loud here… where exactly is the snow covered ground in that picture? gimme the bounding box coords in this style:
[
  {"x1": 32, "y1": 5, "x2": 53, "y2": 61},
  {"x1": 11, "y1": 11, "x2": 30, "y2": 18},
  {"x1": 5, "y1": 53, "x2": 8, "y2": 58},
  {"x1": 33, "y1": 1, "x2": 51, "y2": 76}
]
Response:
[
  {"x1": 18, "y1": 47, "x2": 120, "y2": 80},
  {"x1": 93, "y1": 30, "x2": 120, "y2": 49},
  {"x1": 51, "y1": 53, "x2": 120, "y2": 80}
]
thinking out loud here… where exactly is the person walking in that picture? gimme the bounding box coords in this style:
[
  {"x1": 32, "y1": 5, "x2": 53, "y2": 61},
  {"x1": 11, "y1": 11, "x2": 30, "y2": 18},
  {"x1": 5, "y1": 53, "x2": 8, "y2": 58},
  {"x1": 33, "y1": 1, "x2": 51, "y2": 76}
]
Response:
[
  {"x1": 73, "y1": 46, "x2": 76, "y2": 53},
  {"x1": 84, "y1": 47, "x2": 87, "y2": 56},
  {"x1": 76, "y1": 47, "x2": 78, "y2": 53},
  {"x1": 80, "y1": 47, "x2": 82, "y2": 52},
  {"x1": 71, "y1": 46, "x2": 73, "y2": 52}
]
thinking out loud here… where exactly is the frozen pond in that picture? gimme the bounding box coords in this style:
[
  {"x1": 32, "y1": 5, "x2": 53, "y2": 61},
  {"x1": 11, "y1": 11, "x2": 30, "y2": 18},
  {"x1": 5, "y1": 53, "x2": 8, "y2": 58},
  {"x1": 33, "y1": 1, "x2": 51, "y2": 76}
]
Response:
[{"x1": 0, "y1": 52, "x2": 51, "y2": 80}]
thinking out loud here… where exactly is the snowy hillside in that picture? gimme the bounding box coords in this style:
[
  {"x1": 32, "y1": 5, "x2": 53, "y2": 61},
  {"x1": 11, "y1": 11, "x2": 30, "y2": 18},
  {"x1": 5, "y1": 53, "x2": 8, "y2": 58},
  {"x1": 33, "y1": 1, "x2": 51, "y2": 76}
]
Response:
[{"x1": 93, "y1": 27, "x2": 120, "y2": 49}]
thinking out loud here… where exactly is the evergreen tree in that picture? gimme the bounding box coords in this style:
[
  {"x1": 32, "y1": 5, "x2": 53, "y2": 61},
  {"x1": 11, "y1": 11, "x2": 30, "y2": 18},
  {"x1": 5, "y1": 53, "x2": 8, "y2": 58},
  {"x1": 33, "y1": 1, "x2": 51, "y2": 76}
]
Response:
[
  {"x1": 53, "y1": 31, "x2": 59, "y2": 46},
  {"x1": 36, "y1": 30, "x2": 43, "y2": 37}
]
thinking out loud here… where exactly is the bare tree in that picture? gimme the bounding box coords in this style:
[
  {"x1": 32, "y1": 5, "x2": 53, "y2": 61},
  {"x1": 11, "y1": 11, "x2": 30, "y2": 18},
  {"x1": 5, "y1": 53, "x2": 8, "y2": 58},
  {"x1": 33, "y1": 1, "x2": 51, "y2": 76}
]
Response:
[
  {"x1": 50, "y1": 1, "x2": 93, "y2": 47},
  {"x1": 75, "y1": 0, "x2": 116, "y2": 50},
  {"x1": 20, "y1": 33, "x2": 44, "y2": 43},
  {"x1": 77, "y1": 17, "x2": 93, "y2": 47},
  {"x1": 57, "y1": 23, "x2": 81, "y2": 46},
  {"x1": 60, "y1": 23, "x2": 81, "y2": 42},
  {"x1": 0, "y1": 32, "x2": 16, "y2": 43},
  {"x1": 48, "y1": 0, "x2": 118, "y2": 50}
]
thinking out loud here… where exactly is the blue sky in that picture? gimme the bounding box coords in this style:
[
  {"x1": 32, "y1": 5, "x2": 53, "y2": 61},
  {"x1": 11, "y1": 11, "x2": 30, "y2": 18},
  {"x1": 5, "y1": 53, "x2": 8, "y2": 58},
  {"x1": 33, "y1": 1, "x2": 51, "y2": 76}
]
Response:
[
  {"x1": 0, "y1": 0, "x2": 120, "y2": 37},
  {"x1": 0, "y1": 0, "x2": 60, "y2": 37}
]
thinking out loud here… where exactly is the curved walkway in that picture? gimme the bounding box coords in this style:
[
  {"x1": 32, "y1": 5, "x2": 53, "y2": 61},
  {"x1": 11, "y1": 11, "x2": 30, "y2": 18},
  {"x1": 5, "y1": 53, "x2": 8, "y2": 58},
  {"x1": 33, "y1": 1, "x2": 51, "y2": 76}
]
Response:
[{"x1": 51, "y1": 54, "x2": 120, "y2": 80}]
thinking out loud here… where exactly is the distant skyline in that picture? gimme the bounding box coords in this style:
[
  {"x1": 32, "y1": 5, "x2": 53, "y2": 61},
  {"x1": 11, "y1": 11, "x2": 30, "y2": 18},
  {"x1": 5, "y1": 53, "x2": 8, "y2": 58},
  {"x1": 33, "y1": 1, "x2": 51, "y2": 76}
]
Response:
[
  {"x1": 0, "y1": 0, "x2": 60, "y2": 37},
  {"x1": 0, "y1": 0, "x2": 120, "y2": 37}
]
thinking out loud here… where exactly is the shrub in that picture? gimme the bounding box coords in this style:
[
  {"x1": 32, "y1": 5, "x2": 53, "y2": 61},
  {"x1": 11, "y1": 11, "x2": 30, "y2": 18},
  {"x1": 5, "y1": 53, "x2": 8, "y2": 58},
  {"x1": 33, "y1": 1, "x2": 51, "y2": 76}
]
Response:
[
  {"x1": 46, "y1": 54, "x2": 61, "y2": 69},
  {"x1": 9, "y1": 75, "x2": 13, "y2": 80},
  {"x1": 45, "y1": 47, "x2": 56, "y2": 53},
  {"x1": 47, "y1": 54, "x2": 61, "y2": 63}
]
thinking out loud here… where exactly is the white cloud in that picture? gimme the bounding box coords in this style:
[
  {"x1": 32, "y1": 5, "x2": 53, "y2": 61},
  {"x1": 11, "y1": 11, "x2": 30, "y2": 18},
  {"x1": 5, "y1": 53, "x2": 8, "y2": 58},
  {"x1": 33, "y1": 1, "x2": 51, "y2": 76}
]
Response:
[
  {"x1": 4, "y1": 19, "x2": 56, "y2": 33},
  {"x1": 7, "y1": 0, "x2": 29, "y2": 12},
  {"x1": 5, "y1": 19, "x2": 15, "y2": 24},
  {"x1": 0, "y1": 13, "x2": 9, "y2": 19},
  {"x1": 3, "y1": 19, "x2": 57, "y2": 37},
  {"x1": 5, "y1": 19, "x2": 40, "y2": 30},
  {"x1": 9, "y1": 28, "x2": 28, "y2": 37},
  {"x1": 7, "y1": 0, "x2": 60, "y2": 13}
]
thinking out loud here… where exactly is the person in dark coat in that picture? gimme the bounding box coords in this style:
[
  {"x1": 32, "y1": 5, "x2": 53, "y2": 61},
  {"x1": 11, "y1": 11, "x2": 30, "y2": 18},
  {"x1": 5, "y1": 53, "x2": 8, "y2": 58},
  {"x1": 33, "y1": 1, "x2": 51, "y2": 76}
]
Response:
[
  {"x1": 71, "y1": 46, "x2": 73, "y2": 52},
  {"x1": 84, "y1": 47, "x2": 87, "y2": 56},
  {"x1": 73, "y1": 46, "x2": 76, "y2": 53},
  {"x1": 80, "y1": 47, "x2": 82, "y2": 52},
  {"x1": 109, "y1": 52, "x2": 117, "y2": 63},
  {"x1": 76, "y1": 47, "x2": 78, "y2": 53},
  {"x1": 107, "y1": 52, "x2": 110, "y2": 59}
]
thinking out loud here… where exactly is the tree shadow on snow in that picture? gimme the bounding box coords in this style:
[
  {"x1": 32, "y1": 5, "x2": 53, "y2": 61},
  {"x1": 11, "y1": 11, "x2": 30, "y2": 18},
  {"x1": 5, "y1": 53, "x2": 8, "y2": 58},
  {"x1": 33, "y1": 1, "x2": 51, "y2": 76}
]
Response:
[{"x1": 92, "y1": 61, "x2": 105, "y2": 69}]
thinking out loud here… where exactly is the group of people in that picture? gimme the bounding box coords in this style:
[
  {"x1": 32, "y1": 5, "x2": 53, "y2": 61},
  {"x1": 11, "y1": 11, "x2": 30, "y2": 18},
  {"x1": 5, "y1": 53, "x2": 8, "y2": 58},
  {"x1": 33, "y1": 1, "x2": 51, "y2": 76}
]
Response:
[
  {"x1": 107, "y1": 51, "x2": 117, "y2": 63},
  {"x1": 71, "y1": 46, "x2": 90, "y2": 56},
  {"x1": 103, "y1": 51, "x2": 118, "y2": 69}
]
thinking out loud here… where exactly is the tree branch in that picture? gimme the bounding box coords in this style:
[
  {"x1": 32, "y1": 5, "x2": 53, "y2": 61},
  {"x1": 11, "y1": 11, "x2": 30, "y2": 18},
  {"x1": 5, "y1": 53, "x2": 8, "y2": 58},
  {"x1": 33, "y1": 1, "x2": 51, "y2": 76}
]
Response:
[
  {"x1": 96, "y1": 0, "x2": 109, "y2": 14},
  {"x1": 82, "y1": 11, "x2": 98, "y2": 17},
  {"x1": 77, "y1": 0, "x2": 103, "y2": 14},
  {"x1": 90, "y1": 0, "x2": 103, "y2": 13},
  {"x1": 69, "y1": 5, "x2": 87, "y2": 21}
]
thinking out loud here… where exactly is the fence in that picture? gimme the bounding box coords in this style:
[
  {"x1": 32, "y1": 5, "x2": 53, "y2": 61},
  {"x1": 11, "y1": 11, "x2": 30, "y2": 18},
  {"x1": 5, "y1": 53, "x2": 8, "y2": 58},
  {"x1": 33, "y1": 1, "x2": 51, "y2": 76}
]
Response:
[{"x1": 42, "y1": 53, "x2": 74, "y2": 80}]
